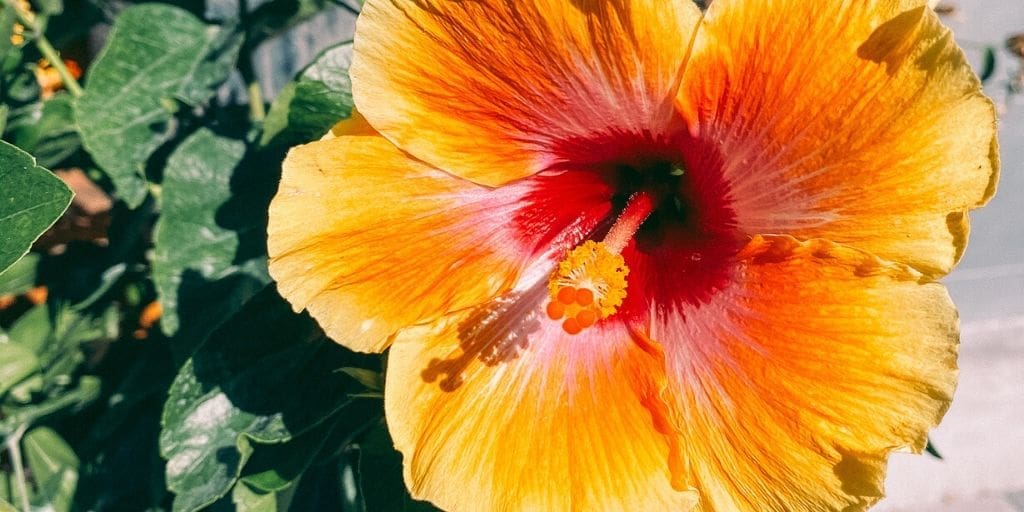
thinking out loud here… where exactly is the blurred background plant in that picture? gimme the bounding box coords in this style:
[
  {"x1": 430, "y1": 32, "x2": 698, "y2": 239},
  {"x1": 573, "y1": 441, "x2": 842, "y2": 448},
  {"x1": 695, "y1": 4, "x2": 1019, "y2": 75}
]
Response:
[{"x1": 0, "y1": 0, "x2": 1018, "y2": 511}]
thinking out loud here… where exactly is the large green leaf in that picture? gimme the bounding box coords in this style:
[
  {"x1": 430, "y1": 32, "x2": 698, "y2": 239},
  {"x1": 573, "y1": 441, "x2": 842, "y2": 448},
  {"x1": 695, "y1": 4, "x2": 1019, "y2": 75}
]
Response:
[
  {"x1": 160, "y1": 289, "x2": 375, "y2": 512},
  {"x1": 0, "y1": 141, "x2": 72, "y2": 275},
  {"x1": 152, "y1": 128, "x2": 270, "y2": 344},
  {"x1": 74, "y1": 4, "x2": 242, "y2": 207},
  {"x1": 261, "y1": 41, "x2": 354, "y2": 147}
]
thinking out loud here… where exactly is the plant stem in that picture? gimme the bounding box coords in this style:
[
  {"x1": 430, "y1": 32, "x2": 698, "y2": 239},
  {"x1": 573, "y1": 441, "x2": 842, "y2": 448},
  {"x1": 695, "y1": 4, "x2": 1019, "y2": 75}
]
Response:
[
  {"x1": 5, "y1": 424, "x2": 30, "y2": 512},
  {"x1": 246, "y1": 77, "x2": 265, "y2": 122},
  {"x1": 3, "y1": 0, "x2": 84, "y2": 97},
  {"x1": 237, "y1": 0, "x2": 265, "y2": 122}
]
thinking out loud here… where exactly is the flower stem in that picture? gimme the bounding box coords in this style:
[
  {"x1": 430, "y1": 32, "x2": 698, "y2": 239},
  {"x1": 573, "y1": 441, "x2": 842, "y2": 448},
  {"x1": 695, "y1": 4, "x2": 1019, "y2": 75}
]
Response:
[
  {"x1": 4, "y1": 0, "x2": 84, "y2": 97},
  {"x1": 4, "y1": 424, "x2": 30, "y2": 512}
]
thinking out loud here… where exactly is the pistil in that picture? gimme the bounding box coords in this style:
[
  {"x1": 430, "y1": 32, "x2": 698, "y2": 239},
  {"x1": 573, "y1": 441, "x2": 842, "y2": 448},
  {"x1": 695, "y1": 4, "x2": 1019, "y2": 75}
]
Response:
[
  {"x1": 602, "y1": 191, "x2": 658, "y2": 253},
  {"x1": 547, "y1": 190, "x2": 659, "y2": 335}
]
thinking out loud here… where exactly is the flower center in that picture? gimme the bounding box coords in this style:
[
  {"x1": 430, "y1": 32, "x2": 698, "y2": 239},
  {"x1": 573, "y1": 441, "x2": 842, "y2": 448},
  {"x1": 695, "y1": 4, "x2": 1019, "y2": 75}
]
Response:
[{"x1": 546, "y1": 190, "x2": 659, "y2": 335}]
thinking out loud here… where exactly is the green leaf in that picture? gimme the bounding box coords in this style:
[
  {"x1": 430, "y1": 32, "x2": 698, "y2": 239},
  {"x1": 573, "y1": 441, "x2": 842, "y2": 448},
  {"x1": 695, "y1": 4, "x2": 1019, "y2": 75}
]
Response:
[
  {"x1": 23, "y1": 427, "x2": 78, "y2": 512},
  {"x1": 261, "y1": 41, "x2": 354, "y2": 147},
  {"x1": 74, "y1": 4, "x2": 242, "y2": 207},
  {"x1": 979, "y1": 46, "x2": 997, "y2": 84},
  {"x1": 74, "y1": 350, "x2": 172, "y2": 511},
  {"x1": 241, "y1": 425, "x2": 334, "y2": 493},
  {"x1": 241, "y1": 399, "x2": 379, "y2": 493},
  {"x1": 36, "y1": 0, "x2": 64, "y2": 16},
  {"x1": 1, "y1": 376, "x2": 101, "y2": 433},
  {"x1": 152, "y1": 128, "x2": 270, "y2": 344},
  {"x1": 160, "y1": 289, "x2": 375, "y2": 512},
  {"x1": 0, "y1": 253, "x2": 38, "y2": 296},
  {"x1": 7, "y1": 303, "x2": 118, "y2": 378},
  {"x1": 0, "y1": 4, "x2": 18, "y2": 64},
  {"x1": 24, "y1": 427, "x2": 78, "y2": 482},
  {"x1": 6, "y1": 93, "x2": 80, "y2": 169},
  {"x1": 345, "y1": 424, "x2": 441, "y2": 512},
  {"x1": 0, "y1": 343, "x2": 38, "y2": 396},
  {"x1": 7, "y1": 304, "x2": 50, "y2": 354},
  {"x1": 0, "y1": 141, "x2": 72, "y2": 275},
  {"x1": 230, "y1": 482, "x2": 279, "y2": 512},
  {"x1": 242, "y1": 0, "x2": 334, "y2": 46},
  {"x1": 336, "y1": 367, "x2": 382, "y2": 392},
  {"x1": 925, "y1": 437, "x2": 942, "y2": 459}
]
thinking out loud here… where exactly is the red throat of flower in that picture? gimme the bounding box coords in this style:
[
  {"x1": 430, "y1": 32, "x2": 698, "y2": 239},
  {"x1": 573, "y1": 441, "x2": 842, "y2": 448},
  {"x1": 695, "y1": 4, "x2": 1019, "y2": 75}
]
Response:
[{"x1": 546, "y1": 190, "x2": 658, "y2": 335}]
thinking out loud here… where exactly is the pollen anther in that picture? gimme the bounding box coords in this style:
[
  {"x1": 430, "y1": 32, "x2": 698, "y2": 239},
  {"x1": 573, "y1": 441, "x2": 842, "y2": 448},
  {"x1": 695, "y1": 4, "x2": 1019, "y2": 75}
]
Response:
[
  {"x1": 547, "y1": 241, "x2": 629, "y2": 335},
  {"x1": 546, "y1": 191, "x2": 657, "y2": 335}
]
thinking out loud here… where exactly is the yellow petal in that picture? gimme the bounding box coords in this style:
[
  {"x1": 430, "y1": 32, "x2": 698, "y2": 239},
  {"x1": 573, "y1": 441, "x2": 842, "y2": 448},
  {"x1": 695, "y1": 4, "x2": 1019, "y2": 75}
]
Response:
[
  {"x1": 351, "y1": 0, "x2": 702, "y2": 186},
  {"x1": 678, "y1": 0, "x2": 998, "y2": 277},
  {"x1": 268, "y1": 117, "x2": 612, "y2": 352},
  {"x1": 385, "y1": 280, "x2": 699, "y2": 511},
  {"x1": 654, "y1": 235, "x2": 958, "y2": 511}
]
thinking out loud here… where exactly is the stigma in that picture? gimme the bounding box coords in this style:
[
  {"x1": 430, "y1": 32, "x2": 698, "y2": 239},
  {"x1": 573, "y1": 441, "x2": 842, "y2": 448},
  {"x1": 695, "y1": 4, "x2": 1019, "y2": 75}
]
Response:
[{"x1": 547, "y1": 191, "x2": 657, "y2": 335}]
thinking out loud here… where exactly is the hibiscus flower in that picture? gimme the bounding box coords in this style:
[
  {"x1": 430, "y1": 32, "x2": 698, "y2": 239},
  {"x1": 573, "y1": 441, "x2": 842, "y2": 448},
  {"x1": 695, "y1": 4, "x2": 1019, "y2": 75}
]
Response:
[{"x1": 267, "y1": 0, "x2": 998, "y2": 510}]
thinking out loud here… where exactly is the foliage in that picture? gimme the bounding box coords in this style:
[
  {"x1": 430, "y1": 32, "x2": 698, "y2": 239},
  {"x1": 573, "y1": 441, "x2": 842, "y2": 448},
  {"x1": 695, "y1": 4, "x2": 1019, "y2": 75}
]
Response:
[{"x1": 0, "y1": 0, "x2": 1000, "y2": 510}]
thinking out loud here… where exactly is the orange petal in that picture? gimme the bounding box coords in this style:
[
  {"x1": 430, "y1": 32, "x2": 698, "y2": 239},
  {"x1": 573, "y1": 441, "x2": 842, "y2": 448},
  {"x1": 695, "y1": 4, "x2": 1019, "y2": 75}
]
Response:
[
  {"x1": 351, "y1": 0, "x2": 702, "y2": 186},
  {"x1": 652, "y1": 235, "x2": 958, "y2": 511},
  {"x1": 385, "y1": 281, "x2": 699, "y2": 511},
  {"x1": 268, "y1": 116, "x2": 611, "y2": 353},
  {"x1": 678, "y1": 0, "x2": 998, "y2": 277}
]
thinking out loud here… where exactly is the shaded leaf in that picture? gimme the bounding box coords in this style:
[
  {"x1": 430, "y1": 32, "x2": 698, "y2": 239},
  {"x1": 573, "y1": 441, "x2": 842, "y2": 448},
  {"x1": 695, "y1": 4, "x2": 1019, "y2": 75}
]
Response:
[
  {"x1": 6, "y1": 93, "x2": 79, "y2": 168},
  {"x1": 241, "y1": 422, "x2": 337, "y2": 494},
  {"x1": 74, "y1": 349, "x2": 171, "y2": 512},
  {"x1": 241, "y1": 398, "x2": 379, "y2": 493},
  {"x1": 0, "y1": 141, "x2": 72, "y2": 274},
  {"x1": 75, "y1": 4, "x2": 242, "y2": 207},
  {"x1": 346, "y1": 424, "x2": 441, "y2": 512},
  {"x1": 152, "y1": 128, "x2": 270, "y2": 344},
  {"x1": 261, "y1": 41, "x2": 353, "y2": 147},
  {"x1": 160, "y1": 288, "x2": 374, "y2": 512},
  {"x1": 243, "y1": 0, "x2": 335, "y2": 47}
]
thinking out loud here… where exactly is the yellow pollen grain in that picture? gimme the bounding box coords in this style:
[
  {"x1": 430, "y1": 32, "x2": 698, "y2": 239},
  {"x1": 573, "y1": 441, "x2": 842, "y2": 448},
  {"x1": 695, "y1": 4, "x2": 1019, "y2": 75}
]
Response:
[{"x1": 548, "y1": 240, "x2": 629, "y2": 319}]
